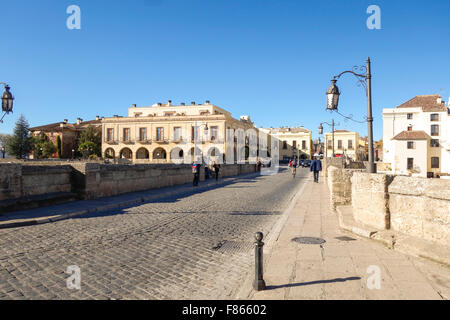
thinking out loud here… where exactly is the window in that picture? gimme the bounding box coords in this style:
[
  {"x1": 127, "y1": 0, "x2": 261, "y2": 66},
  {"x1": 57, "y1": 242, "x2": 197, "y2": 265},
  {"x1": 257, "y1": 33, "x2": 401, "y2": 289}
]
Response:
[
  {"x1": 431, "y1": 125, "x2": 439, "y2": 136},
  {"x1": 327, "y1": 140, "x2": 332, "y2": 149},
  {"x1": 173, "y1": 127, "x2": 181, "y2": 141},
  {"x1": 139, "y1": 128, "x2": 147, "y2": 141},
  {"x1": 407, "y1": 125, "x2": 413, "y2": 132},
  {"x1": 107, "y1": 128, "x2": 114, "y2": 142},
  {"x1": 123, "y1": 128, "x2": 130, "y2": 142},
  {"x1": 430, "y1": 139, "x2": 440, "y2": 147},
  {"x1": 283, "y1": 141, "x2": 287, "y2": 150},
  {"x1": 191, "y1": 126, "x2": 199, "y2": 141},
  {"x1": 430, "y1": 114, "x2": 439, "y2": 121},
  {"x1": 348, "y1": 140, "x2": 353, "y2": 149},
  {"x1": 431, "y1": 157, "x2": 440, "y2": 169},
  {"x1": 407, "y1": 158, "x2": 414, "y2": 170},
  {"x1": 210, "y1": 126, "x2": 218, "y2": 141},
  {"x1": 407, "y1": 113, "x2": 413, "y2": 120},
  {"x1": 302, "y1": 140, "x2": 306, "y2": 150},
  {"x1": 293, "y1": 140, "x2": 297, "y2": 149},
  {"x1": 156, "y1": 127, "x2": 164, "y2": 141},
  {"x1": 338, "y1": 140, "x2": 343, "y2": 149},
  {"x1": 407, "y1": 141, "x2": 414, "y2": 149}
]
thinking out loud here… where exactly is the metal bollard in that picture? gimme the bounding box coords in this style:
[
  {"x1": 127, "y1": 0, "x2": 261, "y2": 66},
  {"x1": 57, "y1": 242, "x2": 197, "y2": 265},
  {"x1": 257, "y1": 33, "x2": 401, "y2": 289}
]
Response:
[{"x1": 253, "y1": 232, "x2": 266, "y2": 291}]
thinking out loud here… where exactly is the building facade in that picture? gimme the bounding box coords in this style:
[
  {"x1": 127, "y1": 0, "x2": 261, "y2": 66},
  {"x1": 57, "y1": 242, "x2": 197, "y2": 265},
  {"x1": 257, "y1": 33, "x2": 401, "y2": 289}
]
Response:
[
  {"x1": 383, "y1": 94, "x2": 450, "y2": 178},
  {"x1": 101, "y1": 101, "x2": 258, "y2": 163},
  {"x1": 323, "y1": 130, "x2": 363, "y2": 160},
  {"x1": 29, "y1": 117, "x2": 102, "y2": 159},
  {"x1": 259, "y1": 127, "x2": 312, "y2": 162}
]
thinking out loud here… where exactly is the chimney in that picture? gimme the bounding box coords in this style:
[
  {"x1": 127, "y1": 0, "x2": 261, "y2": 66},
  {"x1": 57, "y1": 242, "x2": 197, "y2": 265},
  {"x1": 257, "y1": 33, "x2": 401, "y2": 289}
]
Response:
[
  {"x1": 96, "y1": 115, "x2": 100, "y2": 121},
  {"x1": 180, "y1": 102, "x2": 185, "y2": 106},
  {"x1": 191, "y1": 102, "x2": 196, "y2": 105},
  {"x1": 77, "y1": 118, "x2": 83, "y2": 125},
  {"x1": 157, "y1": 103, "x2": 162, "y2": 106},
  {"x1": 132, "y1": 104, "x2": 137, "y2": 108},
  {"x1": 206, "y1": 100, "x2": 210, "y2": 104},
  {"x1": 167, "y1": 100, "x2": 172, "y2": 106},
  {"x1": 437, "y1": 97, "x2": 442, "y2": 104}
]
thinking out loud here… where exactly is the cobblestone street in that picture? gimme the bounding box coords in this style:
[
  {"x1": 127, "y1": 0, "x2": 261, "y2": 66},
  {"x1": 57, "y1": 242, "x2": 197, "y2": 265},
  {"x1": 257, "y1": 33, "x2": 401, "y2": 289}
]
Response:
[{"x1": 0, "y1": 168, "x2": 307, "y2": 300}]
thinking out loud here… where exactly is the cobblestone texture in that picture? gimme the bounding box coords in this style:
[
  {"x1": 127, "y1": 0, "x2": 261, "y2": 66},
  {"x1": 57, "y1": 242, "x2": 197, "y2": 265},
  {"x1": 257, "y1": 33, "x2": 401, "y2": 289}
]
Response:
[{"x1": 0, "y1": 168, "x2": 307, "y2": 300}]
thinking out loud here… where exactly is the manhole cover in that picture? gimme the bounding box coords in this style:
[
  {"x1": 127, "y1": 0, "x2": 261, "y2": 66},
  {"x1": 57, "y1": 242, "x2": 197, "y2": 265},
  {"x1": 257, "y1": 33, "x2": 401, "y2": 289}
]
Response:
[
  {"x1": 291, "y1": 237, "x2": 326, "y2": 245},
  {"x1": 336, "y1": 236, "x2": 356, "y2": 241}
]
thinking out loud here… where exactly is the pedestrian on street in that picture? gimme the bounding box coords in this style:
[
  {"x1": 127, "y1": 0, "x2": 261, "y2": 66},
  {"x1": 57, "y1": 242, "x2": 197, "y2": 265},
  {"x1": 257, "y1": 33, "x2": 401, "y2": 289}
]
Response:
[
  {"x1": 257, "y1": 159, "x2": 262, "y2": 172},
  {"x1": 212, "y1": 161, "x2": 221, "y2": 181},
  {"x1": 192, "y1": 162, "x2": 201, "y2": 186},
  {"x1": 310, "y1": 154, "x2": 322, "y2": 183},
  {"x1": 205, "y1": 165, "x2": 211, "y2": 180}
]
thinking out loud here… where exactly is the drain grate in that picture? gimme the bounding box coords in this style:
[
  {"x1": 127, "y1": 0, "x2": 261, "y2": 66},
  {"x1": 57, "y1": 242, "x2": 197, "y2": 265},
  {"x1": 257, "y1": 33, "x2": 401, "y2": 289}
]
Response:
[
  {"x1": 212, "y1": 240, "x2": 253, "y2": 254},
  {"x1": 336, "y1": 236, "x2": 357, "y2": 241},
  {"x1": 291, "y1": 237, "x2": 326, "y2": 245}
]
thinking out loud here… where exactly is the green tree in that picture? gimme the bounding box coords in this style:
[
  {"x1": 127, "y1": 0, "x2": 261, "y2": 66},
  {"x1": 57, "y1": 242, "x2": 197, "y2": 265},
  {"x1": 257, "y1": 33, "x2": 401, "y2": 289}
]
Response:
[
  {"x1": 0, "y1": 133, "x2": 12, "y2": 158},
  {"x1": 30, "y1": 132, "x2": 57, "y2": 159},
  {"x1": 56, "y1": 135, "x2": 62, "y2": 159},
  {"x1": 77, "y1": 125, "x2": 101, "y2": 157},
  {"x1": 6, "y1": 115, "x2": 31, "y2": 159}
]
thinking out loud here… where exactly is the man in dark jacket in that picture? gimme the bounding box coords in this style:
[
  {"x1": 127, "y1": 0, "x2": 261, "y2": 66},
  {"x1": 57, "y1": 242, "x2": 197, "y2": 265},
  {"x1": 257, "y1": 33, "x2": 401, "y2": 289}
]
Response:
[{"x1": 310, "y1": 155, "x2": 322, "y2": 183}]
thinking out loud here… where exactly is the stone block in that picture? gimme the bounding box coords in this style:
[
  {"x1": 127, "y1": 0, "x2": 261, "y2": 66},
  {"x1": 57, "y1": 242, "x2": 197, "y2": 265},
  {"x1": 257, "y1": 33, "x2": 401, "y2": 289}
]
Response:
[{"x1": 351, "y1": 172, "x2": 394, "y2": 230}]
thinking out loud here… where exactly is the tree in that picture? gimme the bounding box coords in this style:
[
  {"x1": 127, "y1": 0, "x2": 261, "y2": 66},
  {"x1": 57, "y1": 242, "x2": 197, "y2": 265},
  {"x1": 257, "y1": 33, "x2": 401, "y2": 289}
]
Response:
[
  {"x1": 56, "y1": 135, "x2": 62, "y2": 159},
  {"x1": 77, "y1": 125, "x2": 101, "y2": 158},
  {"x1": 0, "y1": 133, "x2": 12, "y2": 158},
  {"x1": 30, "y1": 132, "x2": 57, "y2": 159},
  {"x1": 6, "y1": 115, "x2": 31, "y2": 159}
]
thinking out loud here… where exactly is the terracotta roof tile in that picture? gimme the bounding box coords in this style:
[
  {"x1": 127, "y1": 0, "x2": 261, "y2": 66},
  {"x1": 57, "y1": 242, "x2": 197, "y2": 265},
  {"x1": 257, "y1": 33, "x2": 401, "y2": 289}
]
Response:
[
  {"x1": 392, "y1": 130, "x2": 430, "y2": 140},
  {"x1": 397, "y1": 94, "x2": 448, "y2": 112}
]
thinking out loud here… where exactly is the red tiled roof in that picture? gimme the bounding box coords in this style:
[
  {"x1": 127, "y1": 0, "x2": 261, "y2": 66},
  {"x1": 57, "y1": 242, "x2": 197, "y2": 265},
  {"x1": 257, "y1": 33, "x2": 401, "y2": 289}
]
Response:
[
  {"x1": 396, "y1": 94, "x2": 448, "y2": 112},
  {"x1": 29, "y1": 119, "x2": 101, "y2": 132},
  {"x1": 392, "y1": 130, "x2": 430, "y2": 140}
]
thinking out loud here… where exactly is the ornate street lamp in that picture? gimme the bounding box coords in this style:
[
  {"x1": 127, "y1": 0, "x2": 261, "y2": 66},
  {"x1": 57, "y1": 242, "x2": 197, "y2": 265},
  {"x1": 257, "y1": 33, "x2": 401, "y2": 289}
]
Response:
[
  {"x1": 326, "y1": 57, "x2": 376, "y2": 173},
  {"x1": 326, "y1": 80, "x2": 340, "y2": 111},
  {"x1": 319, "y1": 120, "x2": 338, "y2": 157},
  {"x1": 1, "y1": 84, "x2": 14, "y2": 123}
]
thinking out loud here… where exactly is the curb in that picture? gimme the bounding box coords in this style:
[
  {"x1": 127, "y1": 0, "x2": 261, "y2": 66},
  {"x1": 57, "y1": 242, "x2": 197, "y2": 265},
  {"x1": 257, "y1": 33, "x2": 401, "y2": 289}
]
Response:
[{"x1": 0, "y1": 172, "x2": 261, "y2": 230}]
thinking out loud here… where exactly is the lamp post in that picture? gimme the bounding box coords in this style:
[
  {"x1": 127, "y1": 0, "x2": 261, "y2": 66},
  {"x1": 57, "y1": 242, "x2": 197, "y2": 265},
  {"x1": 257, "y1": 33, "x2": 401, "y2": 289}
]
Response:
[
  {"x1": 318, "y1": 120, "x2": 338, "y2": 157},
  {"x1": 1, "y1": 84, "x2": 14, "y2": 123},
  {"x1": 193, "y1": 122, "x2": 209, "y2": 163},
  {"x1": 326, "y1": 57, "x2": 376, "y2": 173}
]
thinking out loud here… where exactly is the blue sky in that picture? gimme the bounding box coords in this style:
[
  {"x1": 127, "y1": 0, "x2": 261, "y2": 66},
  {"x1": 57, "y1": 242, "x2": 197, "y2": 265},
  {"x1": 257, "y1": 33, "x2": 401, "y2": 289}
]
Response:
[{"x1": 1, "y1": 0, "x2": 449, "y2": 140}]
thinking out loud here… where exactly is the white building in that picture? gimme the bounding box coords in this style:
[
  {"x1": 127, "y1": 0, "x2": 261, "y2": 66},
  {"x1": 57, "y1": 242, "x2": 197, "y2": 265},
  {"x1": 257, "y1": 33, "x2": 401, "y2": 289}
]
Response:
[{"x1": 383, "y1": 94, "x2": 450, "y2": 178}]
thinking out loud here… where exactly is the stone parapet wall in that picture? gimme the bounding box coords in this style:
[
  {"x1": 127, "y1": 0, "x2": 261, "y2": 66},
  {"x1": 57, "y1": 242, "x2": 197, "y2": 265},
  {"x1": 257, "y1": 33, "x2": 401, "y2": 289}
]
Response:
[
  {"x1": 389, "y1": 176, "x2": 450, "y2": 246},
  {"x1": 327, "y1": 167, "x2": 450, "y2": 247},
  {"x1": 0, "y1": 164, "x2": 22, "y2": 201},
  {"x1": 351, "y1": 172, "x2": 394, "y2": 230},
  {"x1": 21, "y1": 166, "x2": 73, "y2": 197},
  {"x1": 327, "y1": 166, "x2": 364, "y2": 210},
  {"x1": 73, "y1": 163, "x2": 256, "y2": 199}
]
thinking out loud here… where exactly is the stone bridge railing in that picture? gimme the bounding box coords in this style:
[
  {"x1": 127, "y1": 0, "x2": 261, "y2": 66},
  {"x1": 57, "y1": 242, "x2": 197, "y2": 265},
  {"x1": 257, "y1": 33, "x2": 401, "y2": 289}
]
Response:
[{"x1": 327, "y1": 166, "x2": 450, "y2": 247}]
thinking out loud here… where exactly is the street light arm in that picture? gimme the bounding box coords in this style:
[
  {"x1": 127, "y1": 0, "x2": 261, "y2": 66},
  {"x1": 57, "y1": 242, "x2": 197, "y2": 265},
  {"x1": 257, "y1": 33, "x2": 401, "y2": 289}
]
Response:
[{"x1": 333, "y1": 70, "x2": 366, "y2": 80}]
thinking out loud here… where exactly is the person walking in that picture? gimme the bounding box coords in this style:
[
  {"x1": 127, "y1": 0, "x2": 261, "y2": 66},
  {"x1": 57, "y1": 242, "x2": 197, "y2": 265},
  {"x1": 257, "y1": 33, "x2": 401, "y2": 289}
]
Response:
[
  {"x1": 192, "y1": 162, "x2": 201, "y2": 186},
  {"x1": 289, "y1": 157, "x2": 298, "y2": 178},
  {"x1": 310, "y1": 154, "x2": 322, "y2": 183},
  {"x1": 212, "y1": 161, "x2": 221, "y2": 181}
]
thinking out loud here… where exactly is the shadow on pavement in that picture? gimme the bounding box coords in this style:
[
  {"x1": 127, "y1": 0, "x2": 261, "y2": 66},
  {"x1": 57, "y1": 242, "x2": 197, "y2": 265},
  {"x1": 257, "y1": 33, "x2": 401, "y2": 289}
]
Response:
[{"x1": 266, "y1": 277, "x2": 362, "y2": 290}]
